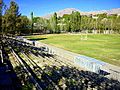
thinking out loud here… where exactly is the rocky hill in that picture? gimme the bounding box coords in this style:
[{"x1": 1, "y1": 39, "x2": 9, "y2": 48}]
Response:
[{"x1": 42, "y1": 8, "x2": 120, "y2": 19}]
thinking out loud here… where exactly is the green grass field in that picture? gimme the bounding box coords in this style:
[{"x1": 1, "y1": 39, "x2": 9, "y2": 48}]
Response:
[{"x1": 25, "y1": 34, "x2": 120, "y2": 66}]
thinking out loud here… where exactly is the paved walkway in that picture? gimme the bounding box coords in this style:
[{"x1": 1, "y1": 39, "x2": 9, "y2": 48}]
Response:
[{"x1": 23, "y1": 38, "x2": 120, "y2": 81}]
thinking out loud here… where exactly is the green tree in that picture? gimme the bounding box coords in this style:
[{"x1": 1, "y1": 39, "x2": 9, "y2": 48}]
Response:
[
  {"x1": 62, "y1": 14, "x2": 70, "y2": 32},
  {"x1": 31, "y1": 12, "x2": 34, "y2": 34},
  {"x1": 0, "y1": 0, "x2": 3, "y2": 34},
  {"x1": 70, "y1": 11, "x2": 81, "y2": 32},
  {"x1": 18, "y1": 16, "x2": 31, "y2": 35},
  {"x1": 0, "y1": 0, "x2": 6, "y2": 35},
  {"x1": 33, "y1": 17, "x2": 49, "y2": 33},
  {"x1": 3, "y1": 0, "x2": 20, "y2": 35},
  {"x1": 50, "y1": 12, "x2": 58, "y2": 33},
  {"x1": 116, "y1": 16, "x2": 120, "y2": 33}
]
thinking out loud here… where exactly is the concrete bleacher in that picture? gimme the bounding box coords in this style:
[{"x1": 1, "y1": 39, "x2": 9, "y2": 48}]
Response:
[
  {"x1": 3, "y1": 36, "x2": 120, "y2": 89},
  {"x1": 19, "y1": 37, "x2": 120, "y2": 81},
  {"x1": 74, "y1": 55, "x2": 106, "y2": 74}
]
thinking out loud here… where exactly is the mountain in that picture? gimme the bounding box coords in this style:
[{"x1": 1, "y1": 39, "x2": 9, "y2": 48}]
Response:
[
  {"x1": 85, "y1": 8, "x2": 120, "y2": 15},
  {"x1": 42, "y1": 8, "x2": 120, "y2": 19},
  {"x1": 42, "y1": 8, "x2": 80, "y2": 19}
]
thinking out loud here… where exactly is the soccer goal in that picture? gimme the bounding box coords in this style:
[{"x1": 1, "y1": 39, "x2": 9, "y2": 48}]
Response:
[{"x1": 80, "y1": 30, "x2": 88, "y2": 40}]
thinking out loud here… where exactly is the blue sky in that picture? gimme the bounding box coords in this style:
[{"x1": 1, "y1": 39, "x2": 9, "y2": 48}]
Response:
[{"x1": 4, "y1": 0, "x2": 120, "y2": 17}]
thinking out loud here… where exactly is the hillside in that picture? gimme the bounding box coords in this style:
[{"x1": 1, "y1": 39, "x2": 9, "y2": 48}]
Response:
[{"x1": 42, "y1": 8, "x2": 120, "y2": 19}]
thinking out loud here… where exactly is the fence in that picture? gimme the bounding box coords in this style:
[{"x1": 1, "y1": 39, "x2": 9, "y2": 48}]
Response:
[{"x1": 74, "y1": 55, "x2": 106, "y2": 74}]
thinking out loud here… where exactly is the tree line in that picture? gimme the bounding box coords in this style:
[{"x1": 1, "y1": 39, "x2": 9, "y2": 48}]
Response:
[
  {"x1": 0, "y1": 0, "x2": 31, "y2": 36},
  {"x1": 0, "y1": 0, "x2": 120, "y2": 35},
  {"x1": 34, "y1": 12, "x2": 120, "y2": 34}
]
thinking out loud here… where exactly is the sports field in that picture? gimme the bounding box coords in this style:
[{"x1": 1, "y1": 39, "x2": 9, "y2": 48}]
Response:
[{"x1": 25, "y1": 34, "x2": 120, "y2": 66}]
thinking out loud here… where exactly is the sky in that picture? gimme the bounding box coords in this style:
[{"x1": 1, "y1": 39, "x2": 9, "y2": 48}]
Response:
[{"x1": 4, "y1": 0, "x2": 120, "y2": 17}]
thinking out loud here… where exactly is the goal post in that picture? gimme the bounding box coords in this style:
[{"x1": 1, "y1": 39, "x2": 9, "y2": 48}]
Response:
[{"x1": 81, "y1": 30, "x2": 88, "y2": 40}]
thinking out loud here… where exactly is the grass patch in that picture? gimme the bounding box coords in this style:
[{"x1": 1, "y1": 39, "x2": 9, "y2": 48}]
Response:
[{"x1": 25, "y1": 34, "x2": 120, "y2": 66}]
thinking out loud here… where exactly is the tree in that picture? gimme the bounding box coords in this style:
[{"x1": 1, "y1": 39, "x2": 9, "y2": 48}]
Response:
[
  {"x1": 97, "y1": 13, "x2": 107, "y2": 33},
  {"x1": 1, "y1": 0, "x2": 32, "y2": 35},
  {"x1": 33, "y1": 17, "x2": 49, "y2": 33},
  {"x1": 0, "y1": 0, "x2": 3, "y2": 34},
  {"x1": 70, "y1": 11, "x2": 76, "y2": 32},
  {"x1": 50, "y1": 12, "x2": 58, "y2": 33},
  {"x1": 62, "y1": 14, "x2": 70, "y2": 32},
  {"x1": 17, "y1": 16, "x2": 31, "y2": 35},
  {"x1": 0, "y1": 0, "x2": 6, "y2": 35},
  {"x1": 75, "y1": 11, "x2": 81, "y2": 32},
  {"x1": 116, "y1": 16, "x2": 120, "y2": 33},
  {"x1": 3, "y1": 0, "x2": 21, "y2": 35},
  {"x1": 70, "y1": 11, "x2": 81, "y2": 32},
  {"x1": 31, "y1": 12, "x2": 34, "y2": 34}
]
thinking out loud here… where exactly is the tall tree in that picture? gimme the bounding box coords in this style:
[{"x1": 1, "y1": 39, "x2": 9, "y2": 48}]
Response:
[
  {"x1": 50, "y1": 12, "x2": 58, "y2": 33},
  {"x1": 61, "y1": 14, "x2": 70, "y2": 32},
  {"x1": 0, "y1": 0, "x2": 2, "y2": 34},
  {"x1": 70, "y1": 11, "x2": 81, "y2": 32},
  {"x1": 17, "y1": 16, "x2": 30, "y2": 35},
  {"x1": 31, "y1": 12, "x2": 34, "y2": 34},
  {"x1": 0, "y1": 0, "x2": 4, "y2": 35},
  {"x1": 4, "y1": 0, "x2": 20, "y2": 35}
]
